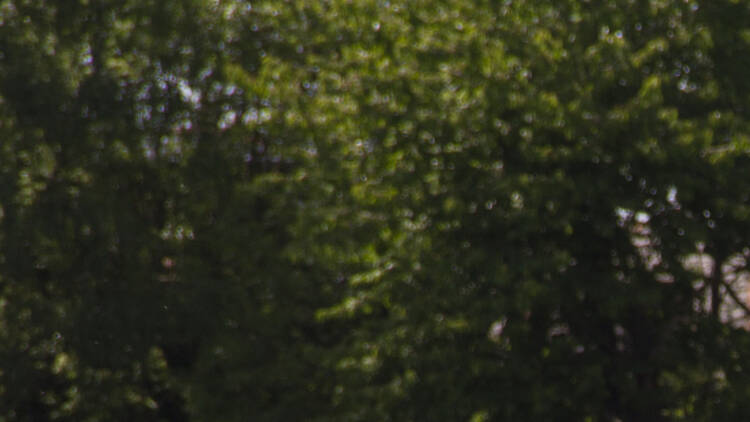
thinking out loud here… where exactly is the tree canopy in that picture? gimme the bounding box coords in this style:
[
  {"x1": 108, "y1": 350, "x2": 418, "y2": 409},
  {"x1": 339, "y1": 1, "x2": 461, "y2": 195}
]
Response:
[{"x1": 2, "y1": 0, "x2": 750, "y2": 420}]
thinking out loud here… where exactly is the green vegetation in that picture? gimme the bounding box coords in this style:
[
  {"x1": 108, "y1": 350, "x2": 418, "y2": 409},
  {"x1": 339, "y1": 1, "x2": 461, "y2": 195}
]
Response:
[{"x1": 2, "y1": 0, "x2": 750, "y2": 420}]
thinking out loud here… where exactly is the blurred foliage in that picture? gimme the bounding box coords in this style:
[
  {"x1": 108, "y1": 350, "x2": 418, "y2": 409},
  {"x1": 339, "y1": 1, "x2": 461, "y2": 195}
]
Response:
[{"x1": 1, "y1": 0, "x2": 750, "y2": 420}]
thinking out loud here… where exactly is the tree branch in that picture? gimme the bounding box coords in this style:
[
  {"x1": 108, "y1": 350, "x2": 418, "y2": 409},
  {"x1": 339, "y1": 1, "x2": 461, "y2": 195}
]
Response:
[{"x1": 720, "y1": 278, "x2": 750, "y2": 317}]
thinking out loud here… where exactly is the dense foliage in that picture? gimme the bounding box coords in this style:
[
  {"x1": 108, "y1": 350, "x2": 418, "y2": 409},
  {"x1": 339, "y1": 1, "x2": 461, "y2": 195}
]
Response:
[{"x1": 2, "y1": 0, "x2": 750, "y2": 420}]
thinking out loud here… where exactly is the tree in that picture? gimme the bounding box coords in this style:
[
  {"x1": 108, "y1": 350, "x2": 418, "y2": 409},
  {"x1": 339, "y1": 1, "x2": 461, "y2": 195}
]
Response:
[
  {"x1": 0, "y1": 1, "x2": 342, "y2": 420},
  {"x1": 302, "y1": 0, "x2": 750, "y2": 420},
  {"x1": 2, "y1": 0, "x2": 750, "y2": 421}
]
